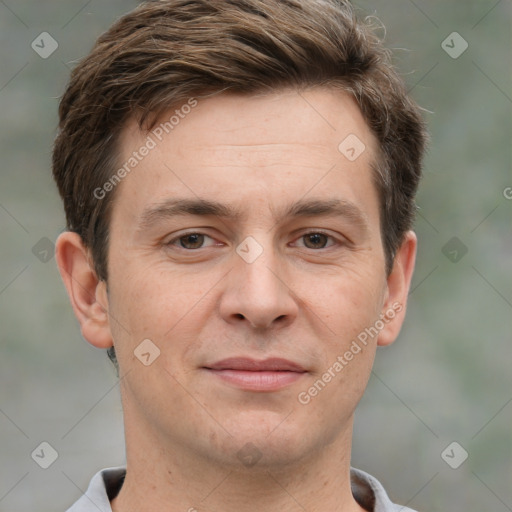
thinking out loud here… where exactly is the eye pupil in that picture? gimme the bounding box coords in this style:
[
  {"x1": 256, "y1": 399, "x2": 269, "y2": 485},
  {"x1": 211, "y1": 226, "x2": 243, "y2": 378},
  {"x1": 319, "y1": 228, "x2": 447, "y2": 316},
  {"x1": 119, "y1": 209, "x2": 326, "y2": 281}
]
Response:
[
  {"x1": 180, "y1": 233, "x2": 204, "y2": 249},
  {"x1": 304, "y1": 233, "x2": 328, "y2": 249}
]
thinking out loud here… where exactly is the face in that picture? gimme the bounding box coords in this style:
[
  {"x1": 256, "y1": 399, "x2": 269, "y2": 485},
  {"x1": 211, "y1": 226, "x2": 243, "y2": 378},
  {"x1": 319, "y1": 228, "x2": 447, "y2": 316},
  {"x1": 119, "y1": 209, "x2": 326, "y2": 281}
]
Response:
[{"x1": 94, "y1": 88, "x2": 409, "y2": 469}]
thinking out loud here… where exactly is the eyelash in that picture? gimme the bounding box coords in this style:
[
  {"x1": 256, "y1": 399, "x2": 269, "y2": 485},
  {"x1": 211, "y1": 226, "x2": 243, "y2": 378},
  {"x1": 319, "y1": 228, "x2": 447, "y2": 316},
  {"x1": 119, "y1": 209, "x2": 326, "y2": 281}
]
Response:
[
  {"x1": 166, "y1": 230, "x2": 340, "y2": 251},
  {"x1": 167, "y1": 232, "x2": 219, "y2": 250},
  {"x1": 295, "y1": 230, "x2": 340, "y2": 249}
]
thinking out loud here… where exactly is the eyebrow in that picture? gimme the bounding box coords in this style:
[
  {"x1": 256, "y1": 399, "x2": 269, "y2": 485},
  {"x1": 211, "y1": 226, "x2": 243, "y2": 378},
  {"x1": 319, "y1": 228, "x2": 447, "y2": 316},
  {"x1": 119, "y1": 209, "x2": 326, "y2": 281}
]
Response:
[
  {"x1": 136, "y1": 197, "x2": 369, "y2": 233},
  {"x1": 137, "y1": 198, "x2": 239, "y2": 233}
]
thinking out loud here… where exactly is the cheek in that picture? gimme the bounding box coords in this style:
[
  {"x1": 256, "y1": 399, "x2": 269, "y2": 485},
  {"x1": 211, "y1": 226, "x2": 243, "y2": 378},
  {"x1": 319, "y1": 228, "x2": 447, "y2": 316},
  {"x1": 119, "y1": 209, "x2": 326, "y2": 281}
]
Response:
[
  {"x1": 295, "y1": 265, "x2": 385, "y2": 409},
  {"x1": 306, "y1": 265, "x2": 386, "y2": 341},
  {"x1": 298, "y1": 276, "x2": 382, "y2": 427},
  {"x1": 106, "y1": 264, "x2": 212, "y2": 360}
]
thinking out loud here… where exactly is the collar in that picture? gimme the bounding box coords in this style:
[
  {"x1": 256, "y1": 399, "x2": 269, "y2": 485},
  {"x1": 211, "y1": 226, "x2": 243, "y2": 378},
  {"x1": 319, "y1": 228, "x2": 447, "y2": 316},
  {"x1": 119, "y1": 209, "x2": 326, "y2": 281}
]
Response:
[{"x1": 66, "y1": 466, "x2": 417, "y2": 512}]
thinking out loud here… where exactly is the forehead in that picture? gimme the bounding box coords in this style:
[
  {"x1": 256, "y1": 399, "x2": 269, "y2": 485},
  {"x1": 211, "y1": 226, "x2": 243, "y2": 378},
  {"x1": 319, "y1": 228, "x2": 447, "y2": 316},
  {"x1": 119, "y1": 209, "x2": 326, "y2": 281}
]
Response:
[
  {"x1": 111, "y1": 87, "x2": 380, "y2": 227},
  {"x1": 121, "y1": 87, "x2": 376, "y2": 152}
]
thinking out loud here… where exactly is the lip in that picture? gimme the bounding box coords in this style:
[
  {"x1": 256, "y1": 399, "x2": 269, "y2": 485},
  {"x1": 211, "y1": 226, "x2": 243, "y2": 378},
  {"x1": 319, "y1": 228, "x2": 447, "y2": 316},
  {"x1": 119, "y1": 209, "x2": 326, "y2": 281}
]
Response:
[
  {"x1": 206, "y1": 357, "x2": 306, "y2": 372},
  {"x1": 203, "y1": 357, "x2": 307, "y2": 392}
]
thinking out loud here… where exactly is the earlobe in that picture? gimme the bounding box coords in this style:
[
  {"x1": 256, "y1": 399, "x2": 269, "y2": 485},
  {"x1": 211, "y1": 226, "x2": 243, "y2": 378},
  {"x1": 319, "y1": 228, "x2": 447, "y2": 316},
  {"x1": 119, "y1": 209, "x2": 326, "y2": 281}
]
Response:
[
  {"x1": 55, "y1": 232, "x2": 113, "y2": 349},
  {"x1": 377, "y1": 231, "x2": 417, "y2": 347}
]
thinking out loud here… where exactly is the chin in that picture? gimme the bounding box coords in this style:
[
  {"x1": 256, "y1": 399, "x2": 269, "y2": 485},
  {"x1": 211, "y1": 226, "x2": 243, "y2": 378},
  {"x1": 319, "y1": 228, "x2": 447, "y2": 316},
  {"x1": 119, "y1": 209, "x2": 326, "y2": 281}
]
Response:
[{"x1": 215, "y1": 410, "x2": 325, "y2": 469}]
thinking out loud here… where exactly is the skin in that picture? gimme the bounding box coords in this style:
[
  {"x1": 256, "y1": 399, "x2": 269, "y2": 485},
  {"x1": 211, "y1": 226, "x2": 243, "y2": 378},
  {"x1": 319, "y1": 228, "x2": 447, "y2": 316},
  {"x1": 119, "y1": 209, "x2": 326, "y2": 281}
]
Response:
[{"x1": 56, "y1": 88, "x2": 416, "y2": 512}]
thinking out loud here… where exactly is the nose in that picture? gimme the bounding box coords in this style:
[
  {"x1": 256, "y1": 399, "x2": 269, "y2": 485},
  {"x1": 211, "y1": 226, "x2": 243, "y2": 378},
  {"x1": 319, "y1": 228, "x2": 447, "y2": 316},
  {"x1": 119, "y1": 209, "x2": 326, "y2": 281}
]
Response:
[{"x1": 219, "y1": 240, "x2": 298, "y2": 330}]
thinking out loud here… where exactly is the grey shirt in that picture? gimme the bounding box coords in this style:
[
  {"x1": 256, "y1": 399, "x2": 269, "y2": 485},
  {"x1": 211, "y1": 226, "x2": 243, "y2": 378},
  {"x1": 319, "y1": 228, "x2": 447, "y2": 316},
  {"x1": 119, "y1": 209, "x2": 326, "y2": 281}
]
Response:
[{"x1": 65, "y1": 466, "x2": 418, "y2": 512}]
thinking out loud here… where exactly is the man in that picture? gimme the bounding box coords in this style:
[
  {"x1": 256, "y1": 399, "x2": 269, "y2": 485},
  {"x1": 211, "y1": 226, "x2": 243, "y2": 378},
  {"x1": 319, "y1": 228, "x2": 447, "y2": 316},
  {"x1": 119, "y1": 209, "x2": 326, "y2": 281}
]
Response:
[{"x1": 53, "y1": 0, "x2": 427, "y2": 510}]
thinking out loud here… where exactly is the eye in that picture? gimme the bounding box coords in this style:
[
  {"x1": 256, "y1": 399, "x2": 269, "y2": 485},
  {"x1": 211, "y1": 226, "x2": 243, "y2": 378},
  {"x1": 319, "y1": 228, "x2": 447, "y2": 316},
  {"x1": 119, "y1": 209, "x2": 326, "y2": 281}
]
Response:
[
  {"x1": 168, "y1": 232, "x2": 217, "y2": 250},
  {"x1": 294, "y1": 232, "x2": 338, "y2": 249}
]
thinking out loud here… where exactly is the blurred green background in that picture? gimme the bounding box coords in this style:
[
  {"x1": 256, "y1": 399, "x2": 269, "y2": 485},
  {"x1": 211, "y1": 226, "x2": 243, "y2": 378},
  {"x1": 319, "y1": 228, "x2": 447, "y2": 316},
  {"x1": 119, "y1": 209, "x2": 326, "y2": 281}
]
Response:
[{"x1": 0, "y1": 1, "x2": 510, "y2": 511}]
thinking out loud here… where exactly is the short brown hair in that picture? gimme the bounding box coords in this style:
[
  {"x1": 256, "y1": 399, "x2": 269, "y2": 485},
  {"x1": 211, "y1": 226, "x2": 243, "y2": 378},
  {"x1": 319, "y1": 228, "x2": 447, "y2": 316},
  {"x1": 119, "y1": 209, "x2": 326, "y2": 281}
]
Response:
[{"x1": 53, "y1": 0, "x2": 426, "y2": 283}]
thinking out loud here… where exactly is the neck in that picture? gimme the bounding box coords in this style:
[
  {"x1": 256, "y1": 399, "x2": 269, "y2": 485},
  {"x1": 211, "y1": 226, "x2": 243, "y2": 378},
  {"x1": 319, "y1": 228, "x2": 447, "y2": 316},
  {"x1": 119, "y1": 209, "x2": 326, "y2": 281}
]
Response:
[{"x1": 112, "y1": 427, "x2": 365, "y2": 512}]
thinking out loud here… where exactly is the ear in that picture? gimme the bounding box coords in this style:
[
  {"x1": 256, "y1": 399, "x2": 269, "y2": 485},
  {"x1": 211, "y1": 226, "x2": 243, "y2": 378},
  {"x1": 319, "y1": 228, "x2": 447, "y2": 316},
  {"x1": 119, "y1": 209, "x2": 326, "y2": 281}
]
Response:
[
  {"x1": 55, "y1": 231, "x2": 113, "y2": 349},
  {"x1": 377, "y1": 230, "x2": 417, "y2": 347}
]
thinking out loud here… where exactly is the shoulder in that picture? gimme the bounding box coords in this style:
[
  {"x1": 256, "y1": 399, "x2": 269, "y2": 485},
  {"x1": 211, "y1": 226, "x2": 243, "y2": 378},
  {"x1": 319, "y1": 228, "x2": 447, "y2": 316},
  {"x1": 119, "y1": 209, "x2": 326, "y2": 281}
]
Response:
[
  {"x1": 65, "y1": 467, "x2": 126, "y2": 512},
  {"x1": 350, "y1": 467, "x2": 418, "y2": 512}
]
